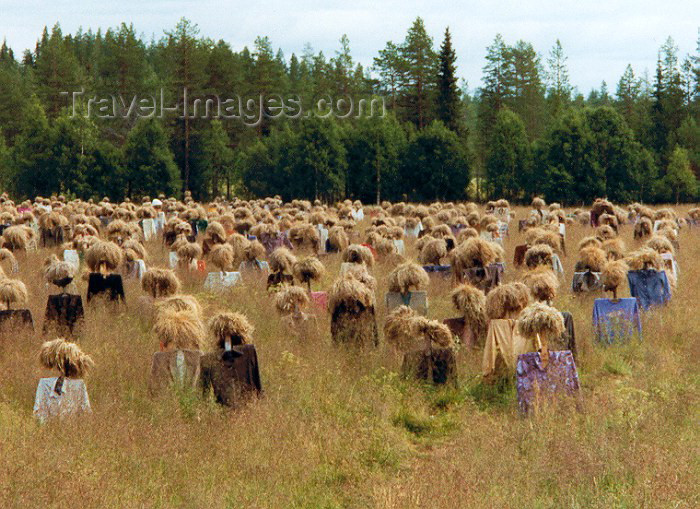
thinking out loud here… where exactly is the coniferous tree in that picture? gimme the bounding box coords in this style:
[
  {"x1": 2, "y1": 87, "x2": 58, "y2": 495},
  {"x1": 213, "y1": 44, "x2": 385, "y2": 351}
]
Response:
[
  {"x1": 399, "y1": 17, "x2": 437, "y2": 129},
  {"x1": 436, "y1": 28, "x2": 462, "y2": 133}
]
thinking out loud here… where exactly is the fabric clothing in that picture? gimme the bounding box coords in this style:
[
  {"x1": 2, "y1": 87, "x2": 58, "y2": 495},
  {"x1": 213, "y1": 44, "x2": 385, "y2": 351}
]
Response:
[
  {"x1": 571, "y1": 271, "x2": 602, "y2": 293},
  {"x1": 310, "y1": 291, "x2": 328, "y2": 311},
  {"x1": 483, "y1": 319, "x2": 534, "y2": 378},
  {"x1": 593, "y1": 298, "x2": 642, "y2": 344},
  {"x1": 43, "y1": 294, "x2": 84, "y2": 336},
  {"x1": 259, "y1": 232, "x2": 293, "y2": 255},
  {"x1": 149, "y1": 350, "x2": 202, "y2": 395},
  {"x1": 422, "y1": 265, "x2": 452, "y2": 277},
  {"x1": 33, "y1": 377, "x2": 91, "y2": 423},
  {"x1": 200, "y1": 345, "x2": 262, "y2": 408},
  {"x1": 142, "y1": 219, "x2": 157, "y2": 241},
  {"x1": 63, "y1": 249, "x2": 80, "y2": 271},
  {"x1": 404, "y1": 222, "x2": 423, "y2": 238},
  {"x1": 514, "y1": 245, "x2": 528, "y2": 267},
  {"x1": 0, "y1": 309, "x2": 34, "y2": 332},
  {"x1": 462, "y1": 264, "x2": 503, "y2": 293},
  {"x1": 443, "y1": 317, "x2": 479, "y2": 349},
  {"x1": 627, "y1": 269, "x2": 671, "y2": 310},
  {"x1": 124, "y1": 260, "x2": 147, "y2": 280},
  {"x1": 551, "y1": 254, "x2": 564, "y2": 276},
  {"x1": 238, "y1": 260, "x2": 270, "y2": 274},
  {"x1": 204, "y1": 271, "x2": 242, "y2": 291},
  {"x1": 559, "y1": 312, "x2": 577, "y2": 358},
  {"x1": 266, "y1": 272, "x2": 294, "y2": 290},
  {"x1": 516, "y1": 351, "x2": 580, "y2": 415},
  {"x1": 330, "y1": 305, "x2": 379, "y2": 348},
  {"x1": 660, "y1": 253, "x2": 679, "y2": 281},
  {"x1": 402, "y1": 348, "x2": 457, "y2": 385},
  {"x1": 40, "y1": 226, "x2": 65, "y2": 248},
  {"x1": 86, "y1": 273, "x2": 125, "y2": 303},
  {"x1": 392, "y1": 239, "x2": 405, "y2": 255},
  {"x1": 385, "y1": 291, "x2": 428, "y2": 316},
  {"x1": 317, "y1": 226, "x2": 329, "y2": 254}
]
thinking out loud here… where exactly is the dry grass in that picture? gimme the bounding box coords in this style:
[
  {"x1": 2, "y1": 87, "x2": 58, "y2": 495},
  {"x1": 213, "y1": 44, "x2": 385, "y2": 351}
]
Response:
[{"x1": 1, "y1": 207, "x2": 699, "y2": 508}]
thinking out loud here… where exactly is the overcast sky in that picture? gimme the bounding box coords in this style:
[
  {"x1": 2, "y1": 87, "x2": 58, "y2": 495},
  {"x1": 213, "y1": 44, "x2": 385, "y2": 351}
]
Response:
[{"x1": 1, "y1": 0, "x2": 698, "y2": 93}]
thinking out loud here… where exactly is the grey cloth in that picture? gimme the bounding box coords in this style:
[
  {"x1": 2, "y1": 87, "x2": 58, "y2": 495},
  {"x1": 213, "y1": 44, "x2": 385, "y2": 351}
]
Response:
[
  {"x1": 149, "y1": 350, "x2": 202, "y2": 395},
  {"x1": 33, "y1": 377, "x2": 91, "y2": 423},
  {"x1": 385, "y1": 291, "x2": 428, "y2": 316}
]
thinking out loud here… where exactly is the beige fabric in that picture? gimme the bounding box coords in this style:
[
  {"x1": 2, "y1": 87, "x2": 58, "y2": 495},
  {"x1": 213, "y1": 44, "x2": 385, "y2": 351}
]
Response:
[
  {"x1": 482, "y1": 319, "x2": 535, "y2": 378},
  {"x1": 149, "y1": 349, "x2": 202, "y2": 395}
]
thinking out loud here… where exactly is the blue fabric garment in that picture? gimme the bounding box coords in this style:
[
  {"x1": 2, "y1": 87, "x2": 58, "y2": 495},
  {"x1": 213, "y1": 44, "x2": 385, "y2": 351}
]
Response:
[
  {"x1": 422, "y1": 265, "x2": 452, "y2": 274},
  {"x1": 627, "y1": 270, "x2": 671, "y2": 310},
  {"x1": 592, "y1": 298, "x2": 642, "y2": 344},
  {"x1": 516, "y1": 350, "x2": 580, "y2": 415}
]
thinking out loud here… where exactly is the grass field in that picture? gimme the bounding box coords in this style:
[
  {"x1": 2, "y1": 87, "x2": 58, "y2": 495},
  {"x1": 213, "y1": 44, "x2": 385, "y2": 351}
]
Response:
[{"x1": 1, "y1": 207, "x2": 698, "y2": 508}]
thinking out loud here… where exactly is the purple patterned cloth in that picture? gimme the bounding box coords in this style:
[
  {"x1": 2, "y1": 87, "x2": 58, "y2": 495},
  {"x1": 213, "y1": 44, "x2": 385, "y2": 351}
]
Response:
[{"x1": 516, "y1": 350, "x2": 580, "y2": 414}]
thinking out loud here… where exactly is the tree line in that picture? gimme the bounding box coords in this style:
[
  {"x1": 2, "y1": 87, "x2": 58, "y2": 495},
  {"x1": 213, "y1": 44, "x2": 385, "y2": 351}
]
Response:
[{"x1": 0, "y1": 18, "x2": 698, "y2": 203}]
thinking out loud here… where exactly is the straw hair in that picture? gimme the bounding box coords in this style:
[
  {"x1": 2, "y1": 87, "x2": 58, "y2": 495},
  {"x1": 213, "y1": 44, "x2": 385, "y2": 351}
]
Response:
[
  {"x1": 645, "y1": 235, "x2": 674, "y2": 255},
  {"x1": 602, "y1": 260, "x2": 628, "y2": 291},
  {"x1": 0, "y1": 278, "x2": 27, "y2": 308},
  {"x1": 0, "y1": 248, "x2": 17, "y2": 270},
  {"x1": 532, "y1": 230, "x2": 562, "y2": 253},
  {"x1": 384, "y1": 305, "x2": 417, "y2": 351},
  {"x1": 412, "y1": 316, "x2": 453, "y2": 348},
  {"x1": 602, "y1": 238, "x2": 627, "y2": 260},
  {"x1": 228, "y1": 233, "x2": 250, "y2": 259},
  {"x1": 485, "y1": 282, "x2": 530, "y2": 320},
  {"x1": 578, "y1": 246, "x2": 606, "y2": 272},
  {"x1": 517, "y1": 302, "x2": 565, "y2": 339},
  {"x1": 634, "y1": 217, "x2": 653, "y2": 239},
  {"x1": 343, "y1": 244, "x2": 374, "y2": 267},
  {"x1": 209, "y1": 243, "x2": 235, "y2": 271},
  {"x1": 274, "y1": 286, "x2": 310, "y2": 315},
  {"x1": 154, "y1": 295, "x2": 202, "y2": 317},
  {"x1": 451, "y1": 237, "x2": 497, "y2": 271},
  {"x1": 524, "y1": 244, "x2": 554, "y2": 269},
  {"x1": 387, "y1": 262, "x2": 429, "y2": 294},
  {"x1": 293, "y1": 256, "x2": 325, "y2": 284},
  {"x1": 204, "y1": 221, "x2": 227, "y2": 243},
  {"x1": 596, "y1": 225, "x2": 616, "y2": 241},
  {"x1": 208, "y1": 311, "x2": 254, "y2": 348},
  {"x1": 269, "y1": 247, "x2": 297, "y2": 275},
  {"x1": 39, "y1": 338, "x2": 94, "y2": 378},
  {"x1": 44, "y1": 256, "x2": 76, "y2": 285},
  {"x1": 626, "y1": 248, "x2": 662, "y2": 270},
  {"x1": 141, "y1": 268, "x2": 181, "y2": 299},
  {"x1": 153, "y1": 308, "x2": 205, "y2": 350},
  {"x1": 85, "y1": 240, "x2": 123, "y2": 271},
  {"x1": 522, "y1": 268, "x2": 559, "y2": 303},
  {"x1": 419, "y1": 238, "x2": 447, "y2": 265},
  {"x1": 289, "y1": 224, "x2": 320, "y2": 250},
  {"x1": 328, "y1": 226, "x2": 349, "y2": 252},
  {"x1": 450, "y1": 284, "x2": 487, "y2": 337},
  {"x1": 2, "y1": 225, "x2": 28, "y2": 251},
  {"x1": 374, "y1": 237, "x2": 398, "y2": 258},
  {"x1": 122, "y1": 239, "x2": 147, "y2": 261},
  {"x1": 343, "y1": 264, "x2": 377, "y2": 292},
  {"x1": 176, "y1": 242, "x2": 203, "y2": 262},
  {"x1": 578, "y1": 236, "x2": 602, "y2": 251},
  {"x1": 328, "y1": 274, "x2": 376, "y2": 314},
  {"x1": 244, "y1": 240, "x2": 266, "y2": 262}
]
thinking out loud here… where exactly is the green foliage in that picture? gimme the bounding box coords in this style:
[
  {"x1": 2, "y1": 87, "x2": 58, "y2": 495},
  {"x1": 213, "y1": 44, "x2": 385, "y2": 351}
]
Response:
[
  {"x1": 655, "y1": 146, "x2": 698, "y2": 203},
  {"x1": 485, "y1": 108, "x2": 532, "y2": 200},
  {"x1": 123, "y1": 118, "x2": 181, "y2": 198}
]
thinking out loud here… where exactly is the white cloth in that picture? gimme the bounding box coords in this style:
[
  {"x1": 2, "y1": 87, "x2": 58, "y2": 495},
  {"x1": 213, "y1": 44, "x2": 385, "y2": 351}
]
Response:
[
  {"x1": 661, "y1": 253, "x2": 679, "y2": 280},
  {"x1": 392, "y1": 239, "x2": 405, "y2": 255},
  {"x1": 142, "y1": 219, "x2": 156, "y2": 241},
  {"x1": 317, "y1": 226, "x2": 329, "y2": 254},
  {"x1": 204, "y1": 271, "x2": 241, "y2": 291},
  {"x1": 404, "y1": 222, "x2": 423, "y2": 238},
  {"x1": 551, "y1": 254, "x2": 565, "y2": 277},
  {"x1": 63, "y1": 249, "x2": 80, "y2": 271},
  {"x1": 352, "y1": 208, "x2": 364, "y2": 221},
  {"x1": 33, "y1": 377, "x2": 91, "y2": 423},
  {"x1": 126, "y1": 260, "x2": 147, "y2": 280}
]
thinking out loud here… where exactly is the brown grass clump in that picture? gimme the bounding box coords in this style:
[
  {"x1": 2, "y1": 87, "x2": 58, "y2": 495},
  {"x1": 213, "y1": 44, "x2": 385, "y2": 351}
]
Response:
[
  {"x1": 328, "y1": 226, "x2": 349, "y2": 252},
  {"x1": 44, "y1": 255, "x2": 76, "y2": 286},
  {"x1": 387, "y1": 262, "x2": 429, "y2": 294},
  {"x1": 602, "y1": 238, "x2": 626, "y2": 260},
  {"x1": 176, "y1": 242, "x2": 203, "y2": 264},
  {"x1": 517, "y1": 302, "x2": 565, "y2": 340},
  {"x1": 2, "y1": 225, "x2": 28, "y2": 251},
  {"x1": 328, "y1": 274, "x2": 376, "y2": 313},
  {"x1": 634, "y1": 216, "x2": 653, "y2": 239},
  {"x1": 451, "y1": 237, "x2": 497, "y2": 271},
  {"x1": 153, "y1": 308, "x2": 205, "y2": 350},
  {"x1": 141, "y1": 268, "x2": 181, "y2": 299},
  {"x1": 450, "y1": 284, "x2": 487, "y2": 337},
  {"x1": 578, "y1": 235, "x2": 602, "y2": 251},
  {"x1": 85, "y1": 240, "x2": 123, "y2": 272},
  {"x1": 244, "y1": 240, "x2": 266, "y2": 262},
  {"x1": 485, "y1": 282, "x2": 530, "y2": 320},
  {"x1": 522, "y1": 268, "x2": 559, "y2": 303},
  {"x1": 343, "y1": 264, "x2": 377, "y2": 292},
  {"x1": 595, "y1": 224, "x2": 617, "y2": 241},
  {"x1": 208, "y1": 311, "x2": 254, "y2": 348},
  {"x1": 39, "y1": 338, "x2": 94, "y2": 378}
]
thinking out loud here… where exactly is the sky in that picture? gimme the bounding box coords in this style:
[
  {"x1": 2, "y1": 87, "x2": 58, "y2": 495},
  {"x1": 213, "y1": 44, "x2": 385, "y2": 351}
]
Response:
[{"x1": 0, "y1": 0, "x2": 698, "y2": 93}]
